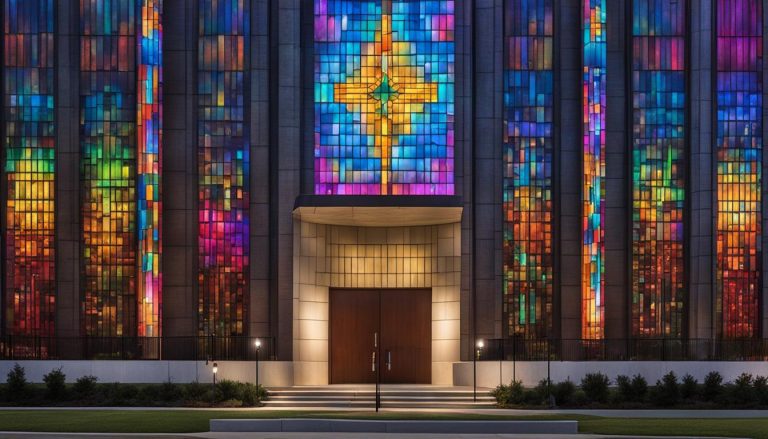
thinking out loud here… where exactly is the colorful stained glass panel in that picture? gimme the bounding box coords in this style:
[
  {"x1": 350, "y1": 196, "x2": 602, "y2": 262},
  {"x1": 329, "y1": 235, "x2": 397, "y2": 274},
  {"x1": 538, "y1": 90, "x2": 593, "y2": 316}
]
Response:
[
  {"x1": 631, "y1": 0, "x2": 686, "y2": 337},
  {"x1": 3, "y1": 0, "x2": 55, "y2": 336},
  {"x1": 314, "y1": 0, "x2": 455, "y2": 195},
  {"x1": 503, "y1": 0, "x2": 554, "y2": 339}
]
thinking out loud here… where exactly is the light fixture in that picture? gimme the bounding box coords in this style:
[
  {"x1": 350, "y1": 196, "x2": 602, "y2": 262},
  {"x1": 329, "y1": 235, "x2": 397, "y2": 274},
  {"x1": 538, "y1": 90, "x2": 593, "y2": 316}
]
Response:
[
  {"x1": 255, "y1": 339, "x2": 261, "y2": 349},
  {"x1": 477, "y1": 340, "x2": 484, "y2": 349}
]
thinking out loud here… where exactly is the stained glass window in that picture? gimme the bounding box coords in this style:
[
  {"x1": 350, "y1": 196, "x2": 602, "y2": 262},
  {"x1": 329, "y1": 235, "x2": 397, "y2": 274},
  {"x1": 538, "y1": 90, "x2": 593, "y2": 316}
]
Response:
[
  {"x1": 81, "y1": 0, "x2": 138, "y2": 337},
  {"x1": 137, "y1": 0, "x2": 162, "y2": 337},
  {"x1": 716, "y1": 0, "x2": 763, "y2": 339},
  {"x1": 503, "y1": 0, "x2": 554, "y2": 339},
  {"x1": 3, "y1": 0, "x2": 55, "y2": 336},
  {"x1": 582, "y1": 0, "x2": 606, "y2": 339},
  {"x1": 314, "y1": 0, "x2": 455, "y2": 195},
  {"x1": 631, "y1": 0, "x2": 686, "y2": 337},
  {"x1": 198, "y1": 0, "x2": 250, "y2": 336}
]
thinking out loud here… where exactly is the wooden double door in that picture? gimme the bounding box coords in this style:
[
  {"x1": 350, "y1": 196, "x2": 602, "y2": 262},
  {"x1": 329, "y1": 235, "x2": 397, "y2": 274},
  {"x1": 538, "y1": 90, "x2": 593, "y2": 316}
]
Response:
[{"x1": 329, "y1": 288, "x2": 431, "y2": 384}]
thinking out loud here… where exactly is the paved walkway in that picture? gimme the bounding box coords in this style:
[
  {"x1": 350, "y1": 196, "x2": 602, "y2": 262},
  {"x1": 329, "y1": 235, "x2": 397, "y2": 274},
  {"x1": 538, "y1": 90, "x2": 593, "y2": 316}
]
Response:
[
  {"x1": 0, "y1": 433, "x2": 746, "y2": 439},
  {"x1": 0, "y1": 406, "x2": 766, "y2": 418}
]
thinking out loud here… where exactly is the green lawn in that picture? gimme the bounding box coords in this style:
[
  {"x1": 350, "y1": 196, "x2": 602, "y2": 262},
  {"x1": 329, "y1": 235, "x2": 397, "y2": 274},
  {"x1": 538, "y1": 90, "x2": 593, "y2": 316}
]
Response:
[{"x1": 0, "y1": 410, "x2": 764, "y2": 438}]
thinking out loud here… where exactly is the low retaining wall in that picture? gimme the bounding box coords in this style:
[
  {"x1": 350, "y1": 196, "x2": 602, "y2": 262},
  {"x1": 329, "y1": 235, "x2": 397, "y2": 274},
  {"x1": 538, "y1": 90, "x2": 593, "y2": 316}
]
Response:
[
  {"x1": 453, "y1": 361, "x2": 768, "y2": 387},
  {"x1": 209, "y1": 419, "x2": 578, "y2": 434},
  {"x1": 3, "y1": 360, "x2": 766, "y2": 388},
  {"x1": 0, "y1": 361, "x2": 293, "y2": 387}
]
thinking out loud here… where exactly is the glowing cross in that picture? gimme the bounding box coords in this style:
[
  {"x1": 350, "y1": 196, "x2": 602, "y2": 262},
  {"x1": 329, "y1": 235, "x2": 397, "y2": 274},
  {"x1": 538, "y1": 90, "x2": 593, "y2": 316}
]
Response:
[{"x1": 333, "y1": 0, "x2": 439, "y2": 194}]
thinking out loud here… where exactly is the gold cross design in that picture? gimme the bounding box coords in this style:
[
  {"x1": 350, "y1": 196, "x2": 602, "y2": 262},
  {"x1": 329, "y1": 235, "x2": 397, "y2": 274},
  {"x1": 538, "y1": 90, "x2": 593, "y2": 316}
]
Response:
[{"x1": 333, "y1": 0, "x2": 439, "y2": 194}]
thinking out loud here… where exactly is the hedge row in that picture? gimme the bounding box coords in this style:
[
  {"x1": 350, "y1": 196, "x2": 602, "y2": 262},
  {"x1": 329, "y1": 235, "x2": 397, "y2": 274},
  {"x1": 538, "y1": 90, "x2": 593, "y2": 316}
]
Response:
[
  {"x1": 3, "y1": 364, "x2": 267, "y2": 407},
  {"x1": 492, "y1": 371, "x2": 768, "y2": 408}
]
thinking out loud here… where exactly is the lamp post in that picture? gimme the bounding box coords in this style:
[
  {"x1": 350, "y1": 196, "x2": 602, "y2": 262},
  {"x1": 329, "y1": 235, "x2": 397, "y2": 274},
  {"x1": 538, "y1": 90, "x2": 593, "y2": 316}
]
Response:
[
  {"x1": 474, "y1": 339, "x2": 484, "y2": 402},
  {"x1": 254, "y1": 339, "x2": 261, "y2": 390},
  {"x1": 212, "y1": 362, "x2": 218, "y2": 394}
]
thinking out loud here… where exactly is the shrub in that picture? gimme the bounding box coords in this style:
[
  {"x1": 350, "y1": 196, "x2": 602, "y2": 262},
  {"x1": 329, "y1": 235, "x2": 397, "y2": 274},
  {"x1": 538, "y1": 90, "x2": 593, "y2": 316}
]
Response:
[
  {"x1": 534, "y1": 379, "x2": 552, "y2": 401},
  {"x1": 138, "y1": 385, "x2": 161, "y2": 405},
  {"x1": 552, "y1": 380, "x2": 576, "y2": 406},
  {"x1": 215, "y1": 379, "x2": 241, "y2": 402},
  {"x1": 753, "y1": 376, "x2": 768, "y2": 406},
  {"x1": 43, "y1": 368, "x2": 66, "y2": 400},
  {"x1": 6, "y1": 363, "x2": 28, "y2": 401},
  {"x1": 652, "y1": 371, "x2": 679, "y2": 406},
  {"x1": 616, "y1": 375, "x2": 632, "y2": 402},
  {"x1": 680, "y1": 374, "x2": 698, "y2": 400},
  {"x1": 491, "y1": 381, "x2": 524, "y2": 406},
  {"x1": 159, "y1": 382, "x2": 183, "y2": 402},
  {"x1": 630, "y1": 374, "x2": 648, "y2": 402},
  {"x1": 241, "y1": 383, "x2": 262, "y2": 406},
  {"x1": 580, "y1": 373, "x2": 610, "y2": 403},
  {"x1": 102, "y1": 383, "x2": 138, "y2": 405},
  {"x1": 731, "y1": 373, "x2": 754, "y2": 405},
  {"x1": 702, "y1": 371, "x2": 724, "y2": 402},
  {"x1": 183, "y1": 381, "x2": 211, "y2": 403},
  {"x1": 73, "y1": 375, "x2": 98, "y2": 397}
]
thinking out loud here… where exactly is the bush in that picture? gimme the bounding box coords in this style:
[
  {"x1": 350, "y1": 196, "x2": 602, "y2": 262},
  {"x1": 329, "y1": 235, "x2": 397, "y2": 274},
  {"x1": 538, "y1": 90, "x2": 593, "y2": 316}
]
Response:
[
  {"x1": 43, "y1": 368, "x2": 66, "y2": 400},
  {"x1": 652, "y1": 371, "x2": 679, "y2": 406},
  {"x1": 616, "y1": 375, "x2": 632, "y2": 402},
  {"x1": 6, "y1": 363, "x2": 28, "y2": 401},
  {"x1": 552, "y1": 380, "x2": 576, "y2": 406},
  {"x1": 183, "y1": 381, "x2": 211, "y2": 403},
  {"x1": 73, "y1": 375, "x2": 98, "y2": 397},
  {"x1": 702, "y1": 371, "x2": 724, "y2": 402},
  {"x1": 102, "y1": 383, "x2": 139, "y2": 405},
  {"x1": 215, "y1": 379, "x2": 241, "y2": 403},
  {"x1": 754, "y1": 376, "x2": 768, "y2": 406},
  {"x1": 241, "y1": 383, "x2": 263, "y2": 406},
  {"x1": 491, "y1": 380, "x2": 524, "y2": 406},
  {"x1": 680, "y1": 374, "x2": 698, "y2": 400},
  {"x1": 630, "y1": 374, "x2": 648, "y2": 402},
  {"x1": 534, "y1": 379, "x2": 552, "y2": 402},
  {"x1": 731, "y1": 373, "x2": 754, "y2": 405},
  {"x1": 580, "y1": 373, "x2": 610, "y2": 403},
  {"x1": 159, "y1": 382, "x2": 183, "y2": 402}
]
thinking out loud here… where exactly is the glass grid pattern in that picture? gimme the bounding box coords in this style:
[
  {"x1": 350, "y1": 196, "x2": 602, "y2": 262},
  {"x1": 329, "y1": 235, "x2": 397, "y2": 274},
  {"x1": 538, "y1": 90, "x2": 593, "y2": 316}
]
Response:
[
  {"x1": 503, "y1": 0, "x2": 554, "y2": 339},
  {"x1": 716, "y1": 0, "x2": 763, "y2": 339},
  {"x1": 197, "y1": 0, "x2": 250, "y2": 336},
  {"x1": 80, "y1": 0, "x2": 138, "y2": 337},
  {"x1": 582, "y1": 0, "x2": 606, "y2": 339},
  {"x1": 137, "y1": 0, "x2": 162, "y2": 336},
  {"x1": 631, "y1": 0, "x2": 686, "y2": 337},
  {"x1": 314, "y1": 0, "x2": 455, "y2": 195},
  {"x1": 3, "y1": 0, "x2": 55, "y2": 336}
]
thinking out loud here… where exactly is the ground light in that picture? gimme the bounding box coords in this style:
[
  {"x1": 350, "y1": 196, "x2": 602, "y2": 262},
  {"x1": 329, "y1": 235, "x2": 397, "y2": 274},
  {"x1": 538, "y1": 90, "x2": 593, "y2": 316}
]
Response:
[
  {"x1": 474, "y1": 339, "x2": 484, "y2": 402},
  {"x1": 212, "y1": 362, "x2": 218, "y2": 393},
  {"x1": 254, "y1": 339, "x2": 261, "y2": 390}
]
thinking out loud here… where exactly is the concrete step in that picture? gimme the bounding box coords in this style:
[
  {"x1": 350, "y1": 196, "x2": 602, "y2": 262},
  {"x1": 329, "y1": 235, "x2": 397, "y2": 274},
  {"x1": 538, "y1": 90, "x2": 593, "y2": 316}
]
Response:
[
  {"x1": 263, "y1": 400, "x2": 497, "y2": 409},
  {"x1": 263, "y1": 386, "x2": 497, "y2": 409},
  {"x1": 269, "y1": 395, "x2": 495, "y2": 402}
]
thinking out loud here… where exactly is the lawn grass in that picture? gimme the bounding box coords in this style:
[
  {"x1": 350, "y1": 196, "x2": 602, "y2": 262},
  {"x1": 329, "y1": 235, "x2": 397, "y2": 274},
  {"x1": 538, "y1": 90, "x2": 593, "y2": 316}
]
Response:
[{"x1": 0, "y1": 410, "x2": 765, "y2": 438}]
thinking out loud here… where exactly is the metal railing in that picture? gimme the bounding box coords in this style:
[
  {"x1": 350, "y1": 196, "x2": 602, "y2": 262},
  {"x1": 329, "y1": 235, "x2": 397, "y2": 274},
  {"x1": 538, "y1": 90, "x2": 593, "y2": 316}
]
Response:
[
  {"x1": 0, "y1": 336, "x2": 276, "y2": 361},
  {"x1": 477, "y1": 338, "x2": 768, "y2": 362}
]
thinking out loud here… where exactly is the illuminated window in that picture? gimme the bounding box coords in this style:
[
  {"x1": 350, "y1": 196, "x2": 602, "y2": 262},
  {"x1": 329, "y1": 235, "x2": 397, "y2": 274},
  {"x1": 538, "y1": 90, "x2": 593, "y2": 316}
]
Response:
[
  {"x1": 3, "y1": 0, "x2": 55, "y2": 336},
  {"x1": 314, "y1": 0, "x2": 455, "y2": 195},
  {"x1": 716, "y1": 0, "x2": 762, "y2": 339},
  {"x1": 503, "y1": 0, "x2": 554, "y2": 339},
  {"x1": 80, "y1": 0, "x2": 162, "y2": 337},
  {"x1": 198, "y1": 0, "x2": 250, "y2": 336},
  {"x1": 582, "y1": 0, "x2": 606, "y2": 339},
  {"x1": 137, "y1": 0, "x2": 162, "y2": 337},
  {"x1": 81, "y1": 0, "x2": 138, "y2": 337},
  {"x1": 631, "y1": 0, "x2": 686, "y2": 337}
]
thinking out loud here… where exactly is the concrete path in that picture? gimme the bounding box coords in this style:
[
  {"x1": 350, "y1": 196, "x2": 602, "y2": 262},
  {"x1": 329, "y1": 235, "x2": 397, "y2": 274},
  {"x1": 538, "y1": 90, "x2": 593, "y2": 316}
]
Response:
[
  {"x1": 0, "y1": 433, "x2": 747, "y2": 439},
  {"x1": 0, "y1": 406, "x2": 767, "y2": 418}
]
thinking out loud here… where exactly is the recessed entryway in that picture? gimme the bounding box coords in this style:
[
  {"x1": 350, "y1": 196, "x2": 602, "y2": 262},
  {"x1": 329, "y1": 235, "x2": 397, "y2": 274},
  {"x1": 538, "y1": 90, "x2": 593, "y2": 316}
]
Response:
[{"x1": 329, "y1": 288, "x2": 431, "y2": 384}]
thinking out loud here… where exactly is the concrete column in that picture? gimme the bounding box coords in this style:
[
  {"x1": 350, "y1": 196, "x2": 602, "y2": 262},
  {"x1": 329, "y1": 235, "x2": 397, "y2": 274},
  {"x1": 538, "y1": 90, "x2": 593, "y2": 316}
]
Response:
[
  {"x1": 162, "y1": 0, "x2": 198, "y2": 338},
  {"x1": 604, "y1": 0, "x2": 629, "y2": 341},
  {"x1": 557, "y1": 0, "x2": 582, "y2": 340},
  {"x1": 466, "y1": 0, "x2": 503, "y2": 359},
  {"x1": 249, "y1": 0, "x2": 271, "y2": 338},
  {"x1": 689, "y1": 0, "x2": 715, "y2": 340},
  {"x1": 458, "y1": 0, "x2": 476, "y2": 360},
  {"x1": 55, "y1": 0, "x2": 81, "y2": 338},
  {"x1": 273, "y1": 0, "x2": 302, "y2": 360}
]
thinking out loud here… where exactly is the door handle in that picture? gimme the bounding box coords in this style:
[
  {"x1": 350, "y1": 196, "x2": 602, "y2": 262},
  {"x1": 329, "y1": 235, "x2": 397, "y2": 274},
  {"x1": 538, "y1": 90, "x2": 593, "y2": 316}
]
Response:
[
  {"x1": 386, "y1": 350, "x2": 392, "y2": 371},
  {"x1": 372, "y1": 351, "x2": 376, "y2": 372}
]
